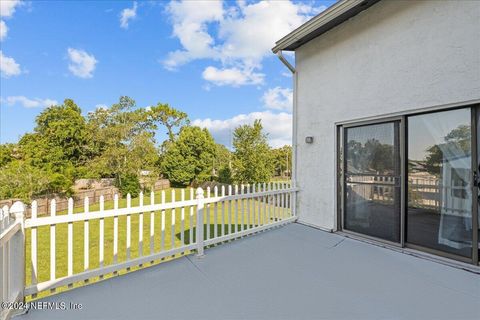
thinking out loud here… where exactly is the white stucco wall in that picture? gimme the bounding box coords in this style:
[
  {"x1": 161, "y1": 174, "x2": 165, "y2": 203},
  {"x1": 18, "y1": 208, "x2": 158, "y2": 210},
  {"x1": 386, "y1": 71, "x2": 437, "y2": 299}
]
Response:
[{"x1": 294, "y1": 0, "x2": 480, "y2": 230}]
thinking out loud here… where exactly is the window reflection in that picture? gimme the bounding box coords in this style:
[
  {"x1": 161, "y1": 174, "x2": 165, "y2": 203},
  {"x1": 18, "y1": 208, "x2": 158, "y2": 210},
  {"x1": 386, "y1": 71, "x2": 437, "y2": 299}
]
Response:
[
  {"x1": 407, "y1": 109, "x2": 472, "y2": 257},
  {"x1": 345, "y1": 122, "x2": 400, "y2": 242}
]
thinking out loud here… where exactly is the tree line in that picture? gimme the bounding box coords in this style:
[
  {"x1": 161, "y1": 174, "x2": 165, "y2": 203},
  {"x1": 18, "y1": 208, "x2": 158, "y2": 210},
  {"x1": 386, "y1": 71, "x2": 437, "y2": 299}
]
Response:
[{"x1": 0, "y1": 97, "x2": 291, "y2": 201}]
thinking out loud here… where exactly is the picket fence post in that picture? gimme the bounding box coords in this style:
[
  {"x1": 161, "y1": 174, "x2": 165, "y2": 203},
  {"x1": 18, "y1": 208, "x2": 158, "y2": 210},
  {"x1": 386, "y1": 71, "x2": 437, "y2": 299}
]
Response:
[
  {"x1": 196, "y1": 188, "x2": 205, "y2": 257},
  {"x1": 9, "y1": 201, "x2": 26, "y2": 305}
]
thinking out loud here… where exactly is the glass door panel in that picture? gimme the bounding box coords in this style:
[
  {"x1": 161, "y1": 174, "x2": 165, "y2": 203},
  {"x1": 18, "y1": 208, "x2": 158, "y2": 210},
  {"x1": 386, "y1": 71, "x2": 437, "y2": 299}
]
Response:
[
  {"x1": 476, "y1": 107, "x2": 480, "y2": 264},
  {"x1": 344, "y1": 122, "x2": 401, "y2": 242},
  {"x1": 407, "y1": 108, "x2": 472, "y2": 258}
]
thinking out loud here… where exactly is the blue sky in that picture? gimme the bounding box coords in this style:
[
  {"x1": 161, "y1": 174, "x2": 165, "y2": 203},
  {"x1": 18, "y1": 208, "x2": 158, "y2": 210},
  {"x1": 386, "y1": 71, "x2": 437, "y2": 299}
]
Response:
[{"x1": 0, "y1": 0, "x2": 334, "y2": 147}]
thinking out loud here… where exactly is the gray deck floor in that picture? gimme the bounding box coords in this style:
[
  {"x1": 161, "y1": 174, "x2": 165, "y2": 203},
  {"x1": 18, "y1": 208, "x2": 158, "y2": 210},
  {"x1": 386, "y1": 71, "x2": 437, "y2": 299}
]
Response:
[{"x1": 17, "y1": 223, "x2": 480, "y2": 320}]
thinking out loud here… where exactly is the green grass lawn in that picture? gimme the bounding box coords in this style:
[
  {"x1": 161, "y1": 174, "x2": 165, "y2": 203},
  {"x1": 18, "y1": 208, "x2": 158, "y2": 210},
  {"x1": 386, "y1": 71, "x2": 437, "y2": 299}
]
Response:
[{"x1": 25, "y1": 187, "x2": 291, "y2": 300}]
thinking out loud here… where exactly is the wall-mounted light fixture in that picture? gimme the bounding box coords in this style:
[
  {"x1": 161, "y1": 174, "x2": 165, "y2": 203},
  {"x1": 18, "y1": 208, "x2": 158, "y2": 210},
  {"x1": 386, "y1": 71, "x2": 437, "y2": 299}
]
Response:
[{"x1": 305, "y1": 136, "x2": 314, "y2": 144}]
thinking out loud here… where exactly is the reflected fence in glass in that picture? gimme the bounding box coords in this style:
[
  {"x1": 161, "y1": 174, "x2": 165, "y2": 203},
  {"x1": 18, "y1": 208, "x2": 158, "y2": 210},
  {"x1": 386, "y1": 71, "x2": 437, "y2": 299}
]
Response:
[
  {"x1": 344, "y1": 122, "x2": 401, "y2": 243},
  {"x1": 407, "y1": 108, "x2": 473, "y2": 258},
  {"x1": 345, "y1": 174, "x2": 400, "y2": 242}
]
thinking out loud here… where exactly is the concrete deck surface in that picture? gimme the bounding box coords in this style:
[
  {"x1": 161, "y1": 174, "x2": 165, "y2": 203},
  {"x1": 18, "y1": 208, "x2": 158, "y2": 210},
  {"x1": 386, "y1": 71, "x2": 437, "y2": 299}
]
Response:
[{"x1": 16, "y1": 223, "x2": 480, "y2": 320}]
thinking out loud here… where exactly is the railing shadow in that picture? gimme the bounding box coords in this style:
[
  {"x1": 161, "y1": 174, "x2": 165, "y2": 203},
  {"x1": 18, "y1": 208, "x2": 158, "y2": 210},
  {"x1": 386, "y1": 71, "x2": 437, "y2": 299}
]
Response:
[{"x1": 175, "y1": 221, "x2": 283, "y2": 244}]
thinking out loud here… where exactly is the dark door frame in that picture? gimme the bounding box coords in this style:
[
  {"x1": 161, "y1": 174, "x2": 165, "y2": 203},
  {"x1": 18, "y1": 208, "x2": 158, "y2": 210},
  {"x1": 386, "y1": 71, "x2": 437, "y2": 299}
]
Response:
[{"x1": 340, "y1": 117, "x2": 404, "y2": 247}]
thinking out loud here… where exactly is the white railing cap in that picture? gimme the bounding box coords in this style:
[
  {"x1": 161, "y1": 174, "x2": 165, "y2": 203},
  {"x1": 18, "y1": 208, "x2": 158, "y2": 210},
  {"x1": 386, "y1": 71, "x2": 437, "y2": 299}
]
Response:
[{"x1": 10, "y1": 201, "x2": 26, "y2": 215}]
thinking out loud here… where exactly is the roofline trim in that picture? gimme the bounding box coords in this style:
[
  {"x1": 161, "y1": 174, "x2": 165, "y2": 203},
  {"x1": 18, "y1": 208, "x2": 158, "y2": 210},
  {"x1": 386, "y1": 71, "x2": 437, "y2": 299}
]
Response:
[{"x1": 272, "y1": 0, "x2": 370, "y2": 53}]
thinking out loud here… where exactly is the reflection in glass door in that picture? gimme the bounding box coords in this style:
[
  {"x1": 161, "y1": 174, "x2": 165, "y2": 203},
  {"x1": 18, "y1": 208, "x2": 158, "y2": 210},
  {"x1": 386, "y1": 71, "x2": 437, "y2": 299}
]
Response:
[
  {"x1": 344, "y1": 122, "x2": 401, "y2": 243},
  {"x1": 407, "y1": 108, "x2": 473, "y2": 258},
  {"x1": 476, "y1": 107, "x2": 480, "y2": 264}
]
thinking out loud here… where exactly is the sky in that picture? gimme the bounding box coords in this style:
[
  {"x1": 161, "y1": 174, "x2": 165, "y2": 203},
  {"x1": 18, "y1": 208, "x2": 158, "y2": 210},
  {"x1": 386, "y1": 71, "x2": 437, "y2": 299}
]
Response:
[{"x1": 0, "y1": 0, "x2": 335, "y2": 148}]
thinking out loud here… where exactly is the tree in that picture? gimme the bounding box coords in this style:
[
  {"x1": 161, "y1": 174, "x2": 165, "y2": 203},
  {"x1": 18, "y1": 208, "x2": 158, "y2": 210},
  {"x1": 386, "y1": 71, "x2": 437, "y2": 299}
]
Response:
[
  {"x1": 7, "y1": 99, "x2": 88, "y2": 197},
  {"x1": 346, "y1": 138, "x2": 394, "y2": 174},
  {"x1": 85, "y1": 96, "x2": 159, "y2": 193},
  {"x1": 0, "y1": 143, "x2": 16, "y2": 168},
  {"x1": 34, "y1": 99, "x2": 89, "y2": 166},
  {"x1": 271, "y1": 145, "x2": 292, "y2": 177},
  {"x1": 0, "y1": 160, "x2": 71, "y2": 201},
  {"x1": 148, "y1": 103, "x2": 190, "y2": 142},
  {"x1": 232, "y1": 120, "x2": 274, "y2": 184},
  {"x1": 213, "y1": 144, "x2": 232, "y2": 183},
  {"x1": 424, "y1": 124, "x2": 471, "y2": 175},
  {"x1": 161, "y1": 126, "x2": 216, "y2": 187}
]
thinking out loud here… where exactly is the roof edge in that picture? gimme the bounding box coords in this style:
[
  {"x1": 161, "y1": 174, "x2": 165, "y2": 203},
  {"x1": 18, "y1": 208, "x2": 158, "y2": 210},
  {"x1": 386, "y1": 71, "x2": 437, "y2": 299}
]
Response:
[{"x1": 272, "y1": 0, "x2": 380, "y2": 53}]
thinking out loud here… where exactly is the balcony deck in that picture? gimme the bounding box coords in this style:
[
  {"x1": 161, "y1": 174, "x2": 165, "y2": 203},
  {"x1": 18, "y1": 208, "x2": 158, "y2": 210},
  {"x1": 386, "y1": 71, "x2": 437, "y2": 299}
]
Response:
[{"x1": 16, "y1": 223, "x2": 480, "y2": 320}]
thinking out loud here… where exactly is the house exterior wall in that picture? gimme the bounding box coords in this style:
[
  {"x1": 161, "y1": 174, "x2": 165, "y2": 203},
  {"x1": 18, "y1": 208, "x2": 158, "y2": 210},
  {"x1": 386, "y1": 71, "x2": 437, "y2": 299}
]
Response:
[{"x1": 294, "y1": 0, "x2": 480, "y2": 230}]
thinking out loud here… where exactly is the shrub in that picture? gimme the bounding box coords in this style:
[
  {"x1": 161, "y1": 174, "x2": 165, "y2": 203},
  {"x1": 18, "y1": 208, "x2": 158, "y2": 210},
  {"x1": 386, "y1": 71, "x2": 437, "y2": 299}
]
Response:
[{"x1": 116, "y1": 174, "x2": 141, "y2": 198}]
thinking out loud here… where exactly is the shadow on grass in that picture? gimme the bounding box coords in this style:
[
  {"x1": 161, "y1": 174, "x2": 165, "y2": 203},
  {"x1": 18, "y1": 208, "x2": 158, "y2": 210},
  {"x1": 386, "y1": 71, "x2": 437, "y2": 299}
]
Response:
[{"x1": 175, "y1": 219, "x2": 283, "y2": 244}]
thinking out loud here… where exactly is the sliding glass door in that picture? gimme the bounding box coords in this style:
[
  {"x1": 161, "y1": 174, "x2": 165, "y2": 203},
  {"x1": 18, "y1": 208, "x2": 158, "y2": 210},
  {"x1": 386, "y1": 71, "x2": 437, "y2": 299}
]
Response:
[
  {"x1": 343, "y1": 121, "x2": 401, "y2": 243},
  {"x1": 406, "y1": 108, "x2": 473, "y2": 258},
  {"x1": 339, "y1": 104, "x2": 480, "y2": 264}
]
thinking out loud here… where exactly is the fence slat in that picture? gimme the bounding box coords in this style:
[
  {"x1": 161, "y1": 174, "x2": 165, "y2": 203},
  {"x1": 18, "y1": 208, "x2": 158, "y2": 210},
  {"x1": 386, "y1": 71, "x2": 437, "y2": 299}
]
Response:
[
  {"x1": 234, "y1": 185, "x2": 238, "y2": 233},
  {"x1": 206, "y1": 187, "x2": 210, "y2": 240},
  {"x1": 2, "y1": 222, "x2": 8, "y2": 301},
  {"x1": 67, "y1": 198, "x2": 74, "y2": 279},
  {"x1": 3, "y1": 205, "x2": 9, "y2": 228},
  {"x1": 268, "y1": 183, "x2": 273, "y2": 222},
  {"x1": 258, "y1": 184, "x2": 262, "y2": 226},
  {"x1": 228, "y1": 185, "x2": 232, "y2": 235},
  {"x1": 113, "y1": 194, "x2": 119, "y2": 267},
  {"x1": 0, "y1": 206, "x2": 4, "y2": 231},
  {"x1": 263, "y1": 183, "x2": 267, "y2": 225},
  {"x1": 31, "y1": 201, "x2": 38, "y2": 287},
  {"x1": 240, "y1": 185, "x2": 244, "y2": 232},
  {"x1": 126, "y1": 194, "x2": 131, "y2": 270},
  {"x1": 50, "y1": 200, "x2": 56, "y2": 286},
  {"x1": 84, "y1": 198, "x2": 89, "y2": 275},
  {"x1": 252, "y1": 184, "x2": 256, "y2": 227},
  {"x1": 161, "y1": 191, "x2": 165, "y2": 251},
  {"x1": 214, "y1": 186, "x2": 218, "y2": 238},
  {"x1": 189, "y1": 188, "x2": 194, "y2": 244},
  {"x1": 99, "y1": 195, "x2": 105, "y2": 277},
  {"x1": 180, "y1": 189, "x2": 185, "y2": 246},
  {"x1": 150, "y1": 191, "x2": 155, "y2": 259},
  {"x1": 196, "y1": 188, "x2": 204, "y2": 256},
  {"x1": 171, "y1": 190, "x2": 176, "y2": 249},
  {"x1": 275, "y1": 182, "x2": 280, "y2": 221},
  {"x1": 246, "y1": 184, "x2": 250, "y2": 229},
  {"x1": 138, "y1": 192, "x2": 144, "y2": 263},
  {"x1": 221, "y1": 186, "x2": 225, "y2": 236}
]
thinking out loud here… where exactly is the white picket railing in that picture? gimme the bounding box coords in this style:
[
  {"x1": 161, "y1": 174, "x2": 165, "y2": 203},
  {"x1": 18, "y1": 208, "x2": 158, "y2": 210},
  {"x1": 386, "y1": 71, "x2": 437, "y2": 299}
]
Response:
[
  {"x1": 0, "y1": 202, "x2": 26, "y2": 320},
  {"x1": 0, "y1": 183, "x2": 297, "y2": 307}
]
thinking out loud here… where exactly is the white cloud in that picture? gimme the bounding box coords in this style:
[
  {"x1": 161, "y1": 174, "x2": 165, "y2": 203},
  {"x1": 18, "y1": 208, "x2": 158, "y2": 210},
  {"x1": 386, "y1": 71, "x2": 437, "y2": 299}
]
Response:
[
  {"x1": 217, "y1": 1, "x2": 324, "y2": 66},
  {"x1": 1, "y1": 96, "x2": 58, "y2": 108},
  {"x1": 192, "y1": 110, "x2": 292, "y2": 148},
  {"x1": 163, "y1": 0, "x2": 223, "y2": 70},
  {"x1": 0, "y1": 20, "x2": 7, "y2": 41},
  {"x1": 95, "y1": 104, "x2": 108, "y2": 110},
  {"x1": 164, "y1": 0, "x2": 326, "y2": 86},
  {"x1": 0, "y1": 50, "x2": 21, "y2": 77},
  {"x1": 0, "y1": 0, "x2": 22, "y2": 18},
  {"x1": 262, "y1": 87, "x2": 292, "y2": 111},
  {"x1": 67, "y1": 48, "x2": 98, "y2": 78},
  {"x1": 0, "y1": 0, "x2": 22, "y2": 41},
  {"x1": 202, "y1": 66, "x2": 264, "y2": 87},
  {"x1": 120, "y1": 2, "x2": 138, "y2": 29}
]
